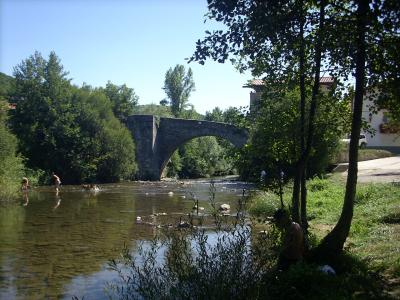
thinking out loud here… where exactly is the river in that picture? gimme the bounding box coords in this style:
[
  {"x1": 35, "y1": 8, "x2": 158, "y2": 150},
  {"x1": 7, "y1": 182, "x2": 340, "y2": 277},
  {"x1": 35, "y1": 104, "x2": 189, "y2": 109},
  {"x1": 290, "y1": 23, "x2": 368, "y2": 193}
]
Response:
[{"x1": 0, "y1": 178, "x2": 252, "y2": 300}]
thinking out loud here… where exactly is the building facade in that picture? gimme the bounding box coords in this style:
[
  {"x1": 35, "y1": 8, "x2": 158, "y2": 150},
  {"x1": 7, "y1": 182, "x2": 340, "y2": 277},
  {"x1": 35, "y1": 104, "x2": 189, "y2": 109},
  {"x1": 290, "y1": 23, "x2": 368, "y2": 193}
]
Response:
[{"x1": 362, "y1": 93, "x2": 400, "y2": 152}]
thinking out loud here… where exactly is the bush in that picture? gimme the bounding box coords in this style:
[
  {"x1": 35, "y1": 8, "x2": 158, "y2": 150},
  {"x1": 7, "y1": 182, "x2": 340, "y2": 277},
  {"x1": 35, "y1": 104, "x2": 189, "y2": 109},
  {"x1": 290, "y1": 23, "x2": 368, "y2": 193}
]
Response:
[
  {"x1": 108, "y1": 225, "x2": 276, "y2": 300},
  {"x1": 177, "y1": 136, "x2": 233, "y2": 179},
  {"x1": 308, "y1": 177, "x2": 329, "y2": 192},
  {"x1": 0, "y1": 101, "x2": 25, "y2": 200},
  {"x1": 238, "y1": 88, "x2": 348, "y2": 183},
  {"x1": 248, "y1": 192, "x2": 280, "y2": 218}
]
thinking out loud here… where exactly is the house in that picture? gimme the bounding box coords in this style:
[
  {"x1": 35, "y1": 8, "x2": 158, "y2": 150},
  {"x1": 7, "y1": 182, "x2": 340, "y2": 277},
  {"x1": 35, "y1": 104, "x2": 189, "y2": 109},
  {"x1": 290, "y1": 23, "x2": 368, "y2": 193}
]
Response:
[
  {"x1": 362, "y1": 92, "x2": 400, "y2": 152},
  {"x1": 243, "y1": 77, "x2": 334, "y2": 112},
  {"x1": 243, "y1": 77, "x2": 400, "y2": 152}
]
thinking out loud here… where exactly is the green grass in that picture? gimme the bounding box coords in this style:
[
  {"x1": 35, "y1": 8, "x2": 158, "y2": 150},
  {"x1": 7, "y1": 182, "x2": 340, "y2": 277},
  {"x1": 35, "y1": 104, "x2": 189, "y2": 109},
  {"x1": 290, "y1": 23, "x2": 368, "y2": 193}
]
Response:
[
  {"x1": 109, "y1": 178, "x2": 400, "y2": 299},
  {"x1": 249, "y1": 175, "x2": 400, "y2": 279}
]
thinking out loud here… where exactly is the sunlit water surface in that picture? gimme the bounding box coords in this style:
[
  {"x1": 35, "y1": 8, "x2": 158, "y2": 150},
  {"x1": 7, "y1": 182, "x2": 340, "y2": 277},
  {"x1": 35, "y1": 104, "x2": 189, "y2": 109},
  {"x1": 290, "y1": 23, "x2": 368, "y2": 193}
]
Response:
[{"x1": 0, "y1": 178, "x2": 253, "y2": 300}]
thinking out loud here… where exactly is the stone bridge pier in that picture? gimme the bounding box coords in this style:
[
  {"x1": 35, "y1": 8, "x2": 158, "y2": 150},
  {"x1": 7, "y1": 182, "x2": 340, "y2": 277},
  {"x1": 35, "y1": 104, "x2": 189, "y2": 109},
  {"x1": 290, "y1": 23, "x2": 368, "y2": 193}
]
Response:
[{"x1": 126, "y1": 115, "x2": 248, "y2": 180}]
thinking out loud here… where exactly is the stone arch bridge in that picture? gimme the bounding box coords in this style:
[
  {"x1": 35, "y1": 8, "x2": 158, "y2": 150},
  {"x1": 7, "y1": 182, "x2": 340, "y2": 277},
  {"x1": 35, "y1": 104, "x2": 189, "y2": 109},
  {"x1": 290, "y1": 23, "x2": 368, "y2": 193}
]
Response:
[{"x1": 126, "y1": 115, "x2": 249, "y2": 180}]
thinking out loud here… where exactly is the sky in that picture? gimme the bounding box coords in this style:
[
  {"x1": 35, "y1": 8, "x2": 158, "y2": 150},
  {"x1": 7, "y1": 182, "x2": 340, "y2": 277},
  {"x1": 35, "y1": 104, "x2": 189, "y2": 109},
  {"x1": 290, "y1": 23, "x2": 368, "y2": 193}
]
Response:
[{"x1": 0, "y1": 0, "x2": 252, "y2": 114}]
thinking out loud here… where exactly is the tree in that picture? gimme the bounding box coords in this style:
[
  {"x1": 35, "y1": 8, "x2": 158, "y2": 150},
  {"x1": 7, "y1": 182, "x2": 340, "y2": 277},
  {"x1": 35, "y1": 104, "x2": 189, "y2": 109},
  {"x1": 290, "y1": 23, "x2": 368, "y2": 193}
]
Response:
[
  {"x1": 0, "y1": 100, "x2": 25, "y2": 199},
  {"x1": 70, "y1": 88, "x2": 137, "y2": 182},
  {"x1": 101, "y1": 81, "x2": 139, "y2": 122},
  {"x1": 193, "y1": 0, "x2": 400, "y2": 259},
  {"x1": 237, "y1": 88, "x2": 348, "y2": 184},
  {"x1": 163, "y1": 65, "x2": 195, "y2": 117},
  {"x1": 0, "y1": 72, "x2": 16, "y2": 99},
  {"x1": 11, "y1": 52, "x2": 137, "y2": 183},
  {"x1": 205, "y1": 107, "x2": 224, "y2": 122},
  {"x1": 12, "y1": 51, "x2": 72, "y2": 173},
  {"x1": 313, "y1": 0, "x2": 400, "y2": 257},
  {"x1": 178, "y1": 136, "x2": 232, "y2": 178},
  {"x1": 191, "y1": 0, "x2": 328, "y2": 225}
]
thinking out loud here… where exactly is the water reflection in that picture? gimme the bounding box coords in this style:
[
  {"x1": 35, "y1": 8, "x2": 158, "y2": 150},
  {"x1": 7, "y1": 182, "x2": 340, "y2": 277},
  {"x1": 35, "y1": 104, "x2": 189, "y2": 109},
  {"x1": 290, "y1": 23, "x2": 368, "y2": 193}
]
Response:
[
  {"x1": 53, "y1": 194, "x2": 61, "y2": 211},
  {"x1": 22, "y1": 192, "x2": 29, "y2": 207},
  {"x1": 0, "y1": 179, "x2": 251, "y2": 299}
]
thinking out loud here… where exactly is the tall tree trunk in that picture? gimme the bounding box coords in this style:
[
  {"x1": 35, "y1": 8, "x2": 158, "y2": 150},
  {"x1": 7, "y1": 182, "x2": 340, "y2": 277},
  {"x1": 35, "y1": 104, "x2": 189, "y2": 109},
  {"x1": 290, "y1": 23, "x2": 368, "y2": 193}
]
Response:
[
  {"x1": 292, "y1": 0, "x2": 306, "y2": 224},
  {"x1": 299, "y1": 0, "x2": 308, "y2": 230},
  {"x1": 314, "y1": 0, "x2": 368, "y2": 258},
  {"x1": 301, "y1": 168, "x2": 308, "y2": 230},
  {"x1": 292, "y1": 0, "x2": 325, "y2": 224}
]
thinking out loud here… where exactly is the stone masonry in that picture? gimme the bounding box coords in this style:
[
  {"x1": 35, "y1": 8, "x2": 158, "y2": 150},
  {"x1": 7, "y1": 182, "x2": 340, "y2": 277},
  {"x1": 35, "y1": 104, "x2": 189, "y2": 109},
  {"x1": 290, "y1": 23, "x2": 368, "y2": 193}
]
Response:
[{"x1": 126, "y1": 115, "x2": 249, "y2": 180}]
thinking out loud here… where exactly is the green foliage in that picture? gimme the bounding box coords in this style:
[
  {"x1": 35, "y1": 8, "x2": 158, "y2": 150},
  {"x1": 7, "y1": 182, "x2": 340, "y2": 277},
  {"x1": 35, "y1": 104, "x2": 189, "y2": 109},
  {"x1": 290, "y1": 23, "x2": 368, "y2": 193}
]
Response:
[
  {"x1": 133, "y1": 104, "x2": 174, "y2": 117},
  {"x1": 100, "y1": 81, "x2": 139, "y2": 122},
  {"x1": 10, "y1": 51, "x2": 137, "y2": 183},
  {"x1": 248, "y1": 192, "x2": 280, "y2": 218},
  {"x1": 250, "y1": 175, "x2": 400, "y2": 277},
  {"x1": 203, "y1": 106, "x2": 248, "y2": 177},
  {"x1": 0, "y1": 100, "x2": 25, "y2": 200},
  {"x1": 109, "y1": 224, "x2": 274, "y2": 299},
  {"x1": 308, "y1": 177, "x2": 328, "y2": 192},
  {"x1": 163, "y1": 65, "x2": 195, "y2": 118},
  {"x1": 108, "y1": 180, "x2": 395, "y2": 300},
  {"x1": 205, "y1": 107, "x2": 224, "y2": 122},
  {"x1": 0, "y1": 72, "x2": 16, "y2": 99},
  {"x1": 237, "y1": 88, "x2": 348, "y2": 183},
  {"x1": 177, "y1": 136, "x2": 233, "y2": 178},
  {"x1": 66, "y1": 88, "x2": 137, "y2": 182},
  {"x1": 268, "y1": 257, "x2": 393, "y2": 300},
  {"x1": 165, "y1": 150, "x2": 182, "y2": 178}
]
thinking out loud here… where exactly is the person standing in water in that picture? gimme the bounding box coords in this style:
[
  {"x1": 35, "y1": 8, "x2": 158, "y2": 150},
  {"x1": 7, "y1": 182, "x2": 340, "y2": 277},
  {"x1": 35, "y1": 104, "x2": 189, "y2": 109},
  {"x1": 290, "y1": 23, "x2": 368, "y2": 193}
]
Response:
[
  {"x1": 52, "y1": 173, "x2": 61, "y2": 194},
  {"x1": 21, "y1": 177, "x2": 30, "y2": 191}
]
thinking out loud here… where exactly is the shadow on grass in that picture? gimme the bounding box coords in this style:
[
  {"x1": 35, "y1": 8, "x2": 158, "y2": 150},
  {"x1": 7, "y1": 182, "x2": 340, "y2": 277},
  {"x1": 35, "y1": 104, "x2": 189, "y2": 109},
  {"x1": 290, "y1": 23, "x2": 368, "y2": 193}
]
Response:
[
  {"x1": 266, "y1": 253, "x2": 394, "y2": 300},
  {"x1": 107, "y1": 228, "x2": 395, "y2": 300}
]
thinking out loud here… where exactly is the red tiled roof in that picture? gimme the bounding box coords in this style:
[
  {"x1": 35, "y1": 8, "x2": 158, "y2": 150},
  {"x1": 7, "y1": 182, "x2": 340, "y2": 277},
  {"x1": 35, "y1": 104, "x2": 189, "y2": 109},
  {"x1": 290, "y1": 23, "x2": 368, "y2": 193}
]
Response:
[
  {"x1": 248, "y1": 79, "x2": 264, "y2": 86},
  {"x1": 244, "y1": 76, "x2": 334, "y2": 87},
  {"x1": 320, "y1": 76, "x2": 334, "y2": 84}
]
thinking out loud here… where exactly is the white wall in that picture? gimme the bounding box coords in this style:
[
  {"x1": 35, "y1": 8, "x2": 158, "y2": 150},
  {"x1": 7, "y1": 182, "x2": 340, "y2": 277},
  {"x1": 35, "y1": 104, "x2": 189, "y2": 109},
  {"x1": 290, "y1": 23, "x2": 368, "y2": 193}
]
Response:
[{"x1": 362, "y1": 96, "x2": 400, "y2": 147}]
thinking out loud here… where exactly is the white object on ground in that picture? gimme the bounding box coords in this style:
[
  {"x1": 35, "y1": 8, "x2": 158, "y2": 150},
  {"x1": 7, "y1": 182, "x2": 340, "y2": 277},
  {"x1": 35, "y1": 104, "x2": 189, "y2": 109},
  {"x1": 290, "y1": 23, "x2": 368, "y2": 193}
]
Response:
[{"x1": 318, "y1": 265, "x2": 336, "y2": 275}]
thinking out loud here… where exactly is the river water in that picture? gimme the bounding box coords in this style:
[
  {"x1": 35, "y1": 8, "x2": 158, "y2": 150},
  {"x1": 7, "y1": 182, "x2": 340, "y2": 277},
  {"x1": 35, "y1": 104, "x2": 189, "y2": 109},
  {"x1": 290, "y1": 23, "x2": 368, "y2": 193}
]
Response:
[{"x1": 0, "y1": 179, "x2": 252, "y2": 300}]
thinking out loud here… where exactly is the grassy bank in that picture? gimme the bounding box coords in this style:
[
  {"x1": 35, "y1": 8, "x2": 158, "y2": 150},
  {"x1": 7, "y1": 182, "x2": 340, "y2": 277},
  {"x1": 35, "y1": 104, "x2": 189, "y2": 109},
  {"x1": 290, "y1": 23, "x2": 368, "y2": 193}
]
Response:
[
  {"x1": 109, "y1": 177, "x2": 399, "y2": 299},
  {"x1": 248, "y1": 174, "x2": 400, "y2": 297}
]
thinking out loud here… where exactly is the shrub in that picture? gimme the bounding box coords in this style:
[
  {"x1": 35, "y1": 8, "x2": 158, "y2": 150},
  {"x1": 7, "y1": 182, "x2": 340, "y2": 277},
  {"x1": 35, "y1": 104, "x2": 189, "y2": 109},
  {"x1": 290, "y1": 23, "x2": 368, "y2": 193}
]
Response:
[
  {"x1": 0, "y1": 101, "x2": 25, "y2": 200},
  {"x1": 308, "y1": 177, "x2": 329, "y2": 192},
  {"x1": 108, "y1": 226, "x2": 274, "y2": 300},
  {"x1": 248, "y1": 192, "x2": 280, "y2": 218}
]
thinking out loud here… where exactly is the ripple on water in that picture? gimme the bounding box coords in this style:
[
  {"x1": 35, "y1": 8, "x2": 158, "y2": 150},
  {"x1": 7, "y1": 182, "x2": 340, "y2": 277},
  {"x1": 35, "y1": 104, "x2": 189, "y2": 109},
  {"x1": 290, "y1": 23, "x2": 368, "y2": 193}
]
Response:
[{"x1": 0, "y1": 179, "x2": 254, "y2": 299}]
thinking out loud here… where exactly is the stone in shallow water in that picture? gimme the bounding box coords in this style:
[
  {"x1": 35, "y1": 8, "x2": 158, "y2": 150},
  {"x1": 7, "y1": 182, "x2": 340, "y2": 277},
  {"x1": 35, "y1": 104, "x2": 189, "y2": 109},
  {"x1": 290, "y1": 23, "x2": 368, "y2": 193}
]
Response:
[{"x1": 219, "y1": 204, "x2": 230, "y2": 211}]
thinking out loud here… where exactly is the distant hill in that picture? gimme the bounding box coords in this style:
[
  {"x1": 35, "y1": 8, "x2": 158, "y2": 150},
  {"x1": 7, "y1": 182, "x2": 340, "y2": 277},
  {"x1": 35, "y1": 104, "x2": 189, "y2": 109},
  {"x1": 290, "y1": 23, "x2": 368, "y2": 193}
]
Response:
[{"x1": 0, "y1": 72, "x2": 16, "y2": 100}]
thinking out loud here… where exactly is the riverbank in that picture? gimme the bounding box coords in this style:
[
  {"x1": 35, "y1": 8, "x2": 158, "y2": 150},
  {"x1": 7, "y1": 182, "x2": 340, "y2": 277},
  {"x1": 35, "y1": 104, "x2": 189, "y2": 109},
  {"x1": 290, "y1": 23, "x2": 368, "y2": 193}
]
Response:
[{"x1": 249, "y1": 174, "x2": 400, "y2": 298}]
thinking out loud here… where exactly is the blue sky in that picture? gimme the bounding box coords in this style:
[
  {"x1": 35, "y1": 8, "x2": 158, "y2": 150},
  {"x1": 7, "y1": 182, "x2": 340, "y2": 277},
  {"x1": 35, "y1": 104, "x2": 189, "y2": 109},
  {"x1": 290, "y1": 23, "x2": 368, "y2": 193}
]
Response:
[{"x1": 0, "y1": 0, "x2": 252, "y2": 114}]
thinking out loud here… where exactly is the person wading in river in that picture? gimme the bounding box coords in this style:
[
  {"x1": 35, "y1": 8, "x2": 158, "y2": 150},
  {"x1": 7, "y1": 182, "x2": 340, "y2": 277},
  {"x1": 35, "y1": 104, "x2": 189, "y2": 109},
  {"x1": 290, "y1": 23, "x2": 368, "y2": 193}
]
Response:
[
  {"x1": 274, "y1": 208, "x2": 305, "y2": 271},
  {"x1": 52, "y1": 173, "x2": 61, "y2": 194},
  {"x1": 21, "y1": 177, "x2": 30, "y2": 191}
]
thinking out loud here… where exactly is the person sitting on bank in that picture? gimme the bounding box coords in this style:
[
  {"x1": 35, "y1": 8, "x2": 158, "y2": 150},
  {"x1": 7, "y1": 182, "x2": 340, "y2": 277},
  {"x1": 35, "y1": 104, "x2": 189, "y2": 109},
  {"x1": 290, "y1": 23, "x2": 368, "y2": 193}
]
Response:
[
  {"x1": 274, "y1": 208, "x2": 305, "y2": 271},
  {"x1": 21, "y1": 177, "x2": 30, "y2": 191}
]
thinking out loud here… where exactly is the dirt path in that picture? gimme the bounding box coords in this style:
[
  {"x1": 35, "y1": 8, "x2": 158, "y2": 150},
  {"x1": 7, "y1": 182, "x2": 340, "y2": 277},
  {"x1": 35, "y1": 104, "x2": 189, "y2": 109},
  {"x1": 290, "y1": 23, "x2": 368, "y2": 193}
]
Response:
[{"x1": 342, "y1": 156, "x2": 400, "y2": 183}]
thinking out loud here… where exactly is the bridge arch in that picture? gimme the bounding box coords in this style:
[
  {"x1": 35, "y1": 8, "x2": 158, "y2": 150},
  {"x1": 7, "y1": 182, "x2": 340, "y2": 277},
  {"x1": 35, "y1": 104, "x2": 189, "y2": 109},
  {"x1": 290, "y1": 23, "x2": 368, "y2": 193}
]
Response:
[{"x1": 126, "y1": 115, "x2": 248, "y2": 180}]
